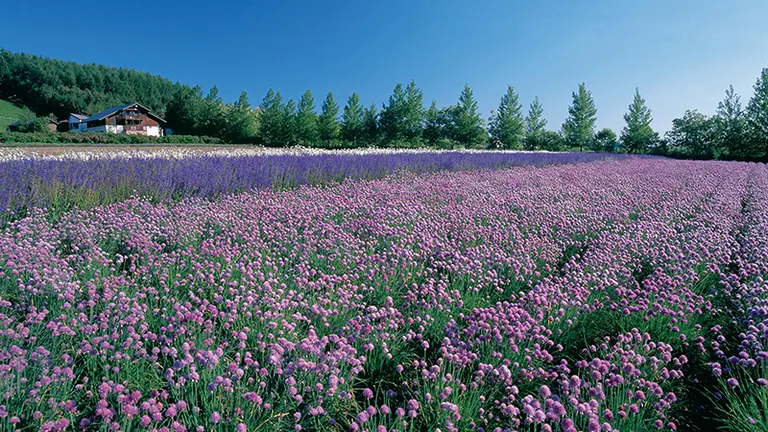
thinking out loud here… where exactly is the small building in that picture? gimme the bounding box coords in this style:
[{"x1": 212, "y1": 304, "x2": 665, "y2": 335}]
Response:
[
  {"x1": 77, "y1": 103, "x2": 166, "y2": 137},
  {"x1": 68, "y1": 113, "x2": 88, "y2": 132}
]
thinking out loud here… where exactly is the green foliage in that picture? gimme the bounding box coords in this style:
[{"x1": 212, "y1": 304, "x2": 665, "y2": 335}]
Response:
[
  {"x1": 295, "y1": 90, "x2": 319, "y2": 146},
  {"x1": 0, "y1": 49, "x2": 176, "y2": 120},
  {"x1": 423, "y1": 100, "x2": 446, "y2": 146},
  {"x1": 340, "y1": 92, "x2": 363, "y2": 145},
  {"x1": 714, "y1": 85, "x2": 751, "y2": 158},
  {"x1": 488, "y1": 85, "x2": 524, "y2": 149},
  {"x1": 257, "y1": 89, "x2": 286, "y2": 146},
  {"x1": 562, "y1": 82, "x2": 598, "y2": 151},
  {"x1": 282, "y1": 99, "x2": 298, "y2": 145},
  {"x1": 593, "y1": 128, "x2": 618, "y2": 153},
  {"x1": 447, "y1": 84, "x2": 487, "y2": 148},
  {"x1": 746, "y1": 68, "x2": 768, "y2": 158},
  {"x1": 379, "y1": 81, "x2": 424, "y2": 145},
  {"x1": 523, "y1": 97, "x2": 547, "y2": 150},
  {"x1": 0, "y1": 99, "x2": 34, "y2": 130},
  {"x1": 620, "y1": 88, "x2": 658, "y2": 153},
  {"x1": 361, "y1": 103, "x2": 379, "y2": 146},
  {"x1": 665, "y1": 110, "x2": 718, "y2": 159},
  {"x1": 403, "y1": 80, "x2": 425, "y2": 142},
  {"x1": 317, "y1": 91, "x2": 340, "y2": 144},
  {"x1": 538, "y1": 130, "x2": 566, "y2": 152},
  {"x1": 225, "y1": 91, "x2": 258, "y2": 143}
]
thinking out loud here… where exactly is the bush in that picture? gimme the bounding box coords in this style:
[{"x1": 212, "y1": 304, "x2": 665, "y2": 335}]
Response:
[{"x1": 0, "y1": 131, "x2": 224, "y2": 145}]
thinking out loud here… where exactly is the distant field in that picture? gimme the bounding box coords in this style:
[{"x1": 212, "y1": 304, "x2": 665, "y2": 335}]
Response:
[{"x1": 0, "y1": 99, "x2": 30, "y2": 130}]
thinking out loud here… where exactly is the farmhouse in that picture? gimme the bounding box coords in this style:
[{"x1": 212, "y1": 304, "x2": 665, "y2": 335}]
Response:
[{"x1": 72, "y1": 103, "x2": 167, "y2": 137}]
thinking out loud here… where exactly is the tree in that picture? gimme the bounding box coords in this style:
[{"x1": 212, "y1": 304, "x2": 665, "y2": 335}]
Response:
[
  {"x1": 258, "y1": 89, "x2": 286, "y2": 146},
  {"x1": 379, "y1": 83, "x2": 407, "y2": 143},
  {"x1": 594, "y1": 128, "x2": 618, "y2": 153},
  {"x1": 341, "y1": 92, "x2": 364, "y2": 145},
  {"x1": 199, "y1": 86, "x2": 226, "y2": 138},
  {"x1": 562, "y1": 82, "x2": 598, "y2": 151},
  {"x1": 447, "y1": 84, "x2": 487, "y2": 148},
  {"x1": 523, "y1": 97, "x2": 547, "y2": 150},
  {"x1": 362, "y1": 103, "x2": 379, "y2": 145},
  {"x1": 403, "y1": 80, "x2": 425, "y2": 142},
  {"x1": 281, "y1": 99, "x2": 297, "y2": 146},
  {"x1": 165, "y1": 85, "x2": 204, "y2": 135},
  {"x1": 379, "y1": 81, "x2": 424, "y2": 145},
  {"x1": 318, "y1": 91, "x2": 340, "y2": 145},
  {"x1": 620, "y1": 88, "x2": 657, "y2": 153},
  {"x1": 715, "y1": 85, "x2": 749, "y2": 158},
  {"x1": 538, "y1": 130, "x2": 565, "y2": 152},
  {"x1": 665, "y1": 110, "x2": 717, "y2": 158},
  {"x1": 746, "y1": 68, "x2": 768, "y2": 158},
  {"x1": 295, "y1": 90, "x2": 318, "y2": 146},
  {"x1": 225, "y1": 91, "x2": 257, "y2": 143},
  {"x1": 423, "y1": 100, "x2": 445, "y2": 147},
  {"x1": 488, "y1": 85, "x2": 524, "y2": 149}
]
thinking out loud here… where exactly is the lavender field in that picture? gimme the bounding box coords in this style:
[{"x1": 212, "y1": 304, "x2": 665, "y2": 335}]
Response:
[
  {"x1": 0, "y1": 154, "x2": 767, "y2": 432},
  {"x1": 0, "y1": 150, "x2": 628, "y2": 220}
]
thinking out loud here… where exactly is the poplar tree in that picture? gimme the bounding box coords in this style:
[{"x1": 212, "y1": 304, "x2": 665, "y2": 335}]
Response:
[
  {"x1": 341, "y1": 92, "x2": 364, "y2": 145},
  {"x1": 523, "y1": 97, "x2": 547, "y2": 150},
  {"x1": 747, "y1": 68, "x2": 768, "y2": 157},
  {"x1": 620, "y1": 88, "x2": 657, "y2": 153},
  {"x1": 449, "y1": 84, "x2": 486, "y2": 148},
  {"x1": 318, "y1": 91, "x2": 340, "y2": 144},
  {"x1": 715, "y1": 85, "x2": 748, "y2": 157},
  {"x1": 295, "y1": 90, "x2": 318, "y2": 145},
  {"x1": 488, "y1": 85, "x2": 524, "y2": 149},
  {"x1": 562, "y1": 82, "x2": 598, "y2": 151}
]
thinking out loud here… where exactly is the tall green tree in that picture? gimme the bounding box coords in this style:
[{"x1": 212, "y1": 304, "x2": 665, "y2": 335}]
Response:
[
  {"x1": 666, "y1": 110, "x2": 717, "y2": 158},
  {"x1": 620, "y1": 88, "x2": 657, "y2": 153},
  {"x1": 379, "y1": 83, "x2": 407, "y2": 143},
  {"x1": 362, "y1": 103, "x2": 379, "y2": 145},
  {"x1": 280, "y1": 98, "x2": 297, "y2": 146},
  {"x1": 318, "y1": 91, "x2": 340, "y2": 145},
  {"x1": 488, "y1": 85, "x2": 524, "y2": 149},
  {"x1": 448, "y1": 84, "x2": 487, "y2": 148},
  {"x1": 199, "y1": 86, "x2": 226, "y2": 137},
  {"x1": 522, "y1": 97, "x2": 547, "y2": 150},
  {"x1": 341, "y1": 92, "x2": 364, "y2": 145},
  {"x1": 295, "y1": 90, "x2": 318, "y2": 145},
  {"x1": 257, "y1": 89, "x2": 285, "y2": 146},
  {"x1": 715, "y1": 85, "x2": 749, "y2": 158},
  {"x1": 562, "y1": 82, "x2": 598, "y2": 151},
  {"x1": 747, "y1": 68, "x2": 768, "y2": 158},
  {"x1": 423, "y1": 100, "x2": 445, "y2": 147},
  {"x1": 165, "y1": 85, "x2": 204, "y2": 135},
  {"x1": 403, "y1": 80, "x2": 425, "y2": 142},
  {"x1": 226, "y1": 91, "x2": 257, "y2": 143}
]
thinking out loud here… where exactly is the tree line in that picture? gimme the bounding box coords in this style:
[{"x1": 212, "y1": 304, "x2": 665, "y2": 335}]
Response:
[{"x1": 1, "y1": 49, "x2": 767, "y2": 159}]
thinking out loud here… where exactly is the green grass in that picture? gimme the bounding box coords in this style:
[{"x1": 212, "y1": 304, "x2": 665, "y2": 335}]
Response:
[{"x1": 0, "y1": 99, "x2": 33, "y2": 130}]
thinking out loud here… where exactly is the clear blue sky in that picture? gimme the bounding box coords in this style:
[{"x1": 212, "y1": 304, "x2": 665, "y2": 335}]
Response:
[{"x1": 1, "y1": 0, "x2": 766, "y2": 132}]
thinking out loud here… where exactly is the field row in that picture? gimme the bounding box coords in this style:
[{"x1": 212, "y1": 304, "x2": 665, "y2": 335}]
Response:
[
  {"x1": 0, "y1": 158, "x2": 766, "y2": 431},
  {"x1": 0, "y1": 150, "x2": 628, "y2": 219}
]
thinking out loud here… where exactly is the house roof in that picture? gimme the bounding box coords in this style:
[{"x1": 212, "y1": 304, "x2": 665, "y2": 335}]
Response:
[
  {"x1": 83, "y1": 103, "x2": 166, "y2": 124},
  {"x1": 70, "y1": 113, "x2": 88, "y2": 120}
]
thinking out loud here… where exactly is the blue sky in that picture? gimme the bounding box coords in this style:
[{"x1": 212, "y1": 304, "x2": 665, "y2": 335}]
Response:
[{"x1": 1, "y1": 0, "x2": 766, "y2": 132}]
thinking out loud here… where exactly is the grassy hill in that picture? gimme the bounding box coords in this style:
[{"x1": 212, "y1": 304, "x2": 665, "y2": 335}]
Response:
[{"x1": 0, "y1": 99, "x2": 32, "y2": 130}]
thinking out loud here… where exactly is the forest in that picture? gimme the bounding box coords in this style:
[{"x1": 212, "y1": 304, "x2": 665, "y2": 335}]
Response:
[{"x1": 1, "y1": 49, "x2": 767, "y2": 159}]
